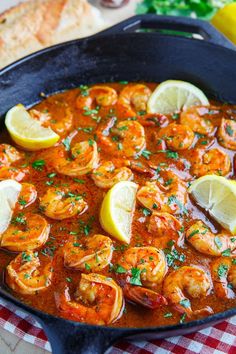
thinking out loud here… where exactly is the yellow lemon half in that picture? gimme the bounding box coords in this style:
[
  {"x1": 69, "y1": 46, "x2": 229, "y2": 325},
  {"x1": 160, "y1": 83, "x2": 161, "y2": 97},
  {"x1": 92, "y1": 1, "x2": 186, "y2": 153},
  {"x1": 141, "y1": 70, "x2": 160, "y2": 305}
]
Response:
[
  {"x1": 100, "y1": 181, "x2": 138, "y2": 243},
  {"x1": 5, "y1": 104, "x2": 59, "y2": 151},
  {"x1": 189, "y1": 175, "x2": 236, "y2": 234},
  {"x1": 147, "y1": 80, "x2": 209, "y2": 114}
]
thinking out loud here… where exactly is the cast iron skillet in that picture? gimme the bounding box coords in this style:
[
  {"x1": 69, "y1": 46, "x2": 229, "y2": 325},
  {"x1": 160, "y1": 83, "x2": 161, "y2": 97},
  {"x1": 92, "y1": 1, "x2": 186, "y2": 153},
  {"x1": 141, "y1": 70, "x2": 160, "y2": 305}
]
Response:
[{"x1": 0, "y1": 14, "x2": 236, "y2": 354}]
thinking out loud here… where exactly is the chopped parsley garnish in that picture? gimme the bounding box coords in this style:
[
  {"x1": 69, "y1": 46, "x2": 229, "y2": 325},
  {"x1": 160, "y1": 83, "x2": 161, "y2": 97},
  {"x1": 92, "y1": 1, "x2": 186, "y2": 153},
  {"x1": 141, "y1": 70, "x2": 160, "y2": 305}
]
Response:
[
  {"x1": 166, "y1": 150, "x2": 179, "y2": 159},
  {"x1": 200, "y1": 140, "x2": 208, "y2": 145},
  {"x1": 117, "y1": 142, "x2": 123, "y2": 150},
  {"x1": 83, "y1": 106, "x2": 99, "y2": 116},
  {"x1": 221, "y1": 248, "x2": 231, "y2": 257},
  {"x1": 214, "y1": 236, "x2": 223, "y2": 249},
  {"x1": 41, "y1": 246, "x2": 56, "y2": 257},
  {"x1": 79, "y1": 218, "x2": 94, "y2": 236},
  {"x1": 119, "y1": 81, "x2": 128, "y2": 85},
  {"x1": 114, "y1": 264, "x2": 127, "y2": 274},
  {"x1": 188, "y1": 229, "x2": 199, "y2": 239},
  {"x1": 18, "y1": 197, "x2": 27, "y2": 206},
  {"x1": 137, "y1": 110, "x2": 146, "y2": 116},
  {"x1": 79, "y1": 85, "x2": 89, "y2": 96},
  {"x1": 77, "y1": 126, "x2": 93, "y2": 133},
  {"x1": 130, "y1": 268, "x2": 142, "y2": 286},
  {"x1": 141, "y1": 150, "x2": 152, "y2": 160},
  {"x1": 167, "y1": 195, "x2": 188, "y2": 215},
  {"x1": 66, "y1": 277, "x2": 72, "y2": 282},
  {"x1": 225, "y1": 124, "x2": 234, "y2": 136},
  {"x1": 165, "y1": 178, "x2": 173, "y2": 186},
  {"x1": 142, "y1": 207, "x2": 151, "y2": 216},
  {"x1": 47, "y1": 173, "x2": 57, "y2": 178},
  {"x1": 62, "y1": 137, "x2": 71, "y2": 151},
  {"x1": 164, "y1": 245, "x2": 185, "y2": 268},
  {"x1": 180, "y1": 313, "x2": 186, "y2": 324},
  {"x1": 32, "y1": 159, "x2": 45, "y2": 171},
  {"x1": 179, "y1": 299, "x2": 191, "y2": 308},
  {"x1": 73, "y1": 242, "x2": 81, "y2": 247},
  {"x1": 157, "y1": 150, "x2": 179, "y2": 159},
  {"x1": 172, "y1": 113, "x2": 180, "y2": 120},
  {"x1": 45, "y1": 180, "x2": 54, "y2": 186},
  {"x1": 73, "y1": 178, "x2": 85, "y2": 184},
  {"x1": 164, "y1": 312, "x2": 173, "y2": 318},
  {"x1": 217, "y1": 264, "x2": 228, "y2": 278},
  {"x1": 11, "y1": 213, "x2": 26, "y2": 225},
  {"x1": 117, "y1": 126, "x2": 128, "y2": 131},
  {"x1": 88, "y1": 139, "x2": 94, "y2": 146},
  {"x1": 85, "y1": 263, "x2": 91, "y2": 271},
  {"x1": 22, "y1": 252, "x2": 32, "y2": 262}
]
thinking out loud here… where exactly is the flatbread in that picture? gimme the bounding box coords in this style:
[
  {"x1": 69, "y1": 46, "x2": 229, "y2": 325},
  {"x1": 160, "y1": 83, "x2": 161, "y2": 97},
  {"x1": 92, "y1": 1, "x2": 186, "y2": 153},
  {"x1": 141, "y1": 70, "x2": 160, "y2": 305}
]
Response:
[{"x1": 0, "y1": 0, "x2": 106, "y2": 69}]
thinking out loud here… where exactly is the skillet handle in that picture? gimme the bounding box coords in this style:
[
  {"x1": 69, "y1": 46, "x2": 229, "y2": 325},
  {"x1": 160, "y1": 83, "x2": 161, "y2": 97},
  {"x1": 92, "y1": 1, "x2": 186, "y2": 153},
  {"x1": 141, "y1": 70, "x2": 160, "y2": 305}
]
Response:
[
  {"x1": 97, "y1": 14, "x2": 234, "y2": 50},
  {"x1": 37, "y1": 315, "x2": 128, "y2": 354}
]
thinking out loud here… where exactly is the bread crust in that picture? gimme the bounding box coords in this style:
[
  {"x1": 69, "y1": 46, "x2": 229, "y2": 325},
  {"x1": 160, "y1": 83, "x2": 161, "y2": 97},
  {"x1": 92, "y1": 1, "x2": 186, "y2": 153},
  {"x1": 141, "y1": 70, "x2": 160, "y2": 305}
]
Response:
[{"x1": 0, "y1": 0, "x2": 105, "y2": 69}]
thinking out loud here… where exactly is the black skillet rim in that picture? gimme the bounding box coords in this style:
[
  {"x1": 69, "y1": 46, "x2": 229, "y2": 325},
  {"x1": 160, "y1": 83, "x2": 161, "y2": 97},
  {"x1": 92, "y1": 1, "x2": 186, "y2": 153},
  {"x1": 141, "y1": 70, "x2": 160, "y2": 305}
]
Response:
[{"x1": 0, "y1": 19, "x2": 236, "y2": 335}]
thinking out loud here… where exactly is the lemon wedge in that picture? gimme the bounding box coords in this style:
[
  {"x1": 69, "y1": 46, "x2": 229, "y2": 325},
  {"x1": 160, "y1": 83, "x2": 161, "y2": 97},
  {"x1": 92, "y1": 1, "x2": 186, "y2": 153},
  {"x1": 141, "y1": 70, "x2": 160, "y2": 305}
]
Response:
[
  {"x1": 147, "y1": 80, "x2": 209, "y2": 114},
  {"x1": 5, "y1": 104, "x2": 59, "y2": 150},
  {"x1": 0, "y1": 179, "x2": 22, "y2": 234},
  {"x1": 189, "y1": 175, "x2": 236, "y2": 234},
  {"x1": 100, "y1": 181, "x2": 138, "y2": 243}
]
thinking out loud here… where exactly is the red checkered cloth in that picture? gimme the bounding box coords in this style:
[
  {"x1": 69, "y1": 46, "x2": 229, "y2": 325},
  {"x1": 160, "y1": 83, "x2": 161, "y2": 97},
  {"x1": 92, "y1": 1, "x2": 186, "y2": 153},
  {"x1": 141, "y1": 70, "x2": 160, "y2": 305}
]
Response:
[{"x1": 0, "y1": 298, "x2": 236, "y2": 354}]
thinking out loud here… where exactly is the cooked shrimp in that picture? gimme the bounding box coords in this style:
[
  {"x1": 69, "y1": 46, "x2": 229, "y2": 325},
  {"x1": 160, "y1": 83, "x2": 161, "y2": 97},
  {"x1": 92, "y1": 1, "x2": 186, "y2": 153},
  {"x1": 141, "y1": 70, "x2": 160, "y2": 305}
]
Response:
[
  {"x1": 76, "y1": 86, "x2": 117, "y2": 110},
  {"x1": 180, "y1": 106, "x2": 215, "y2": 135},
  {"x1": 30, "y1": 108, "x2": 73, "y2": 136},
  {"x1": 186, "y1": 221, "x2": 236, "y2": 256},
  {"x1": 211, "y1": 257, "x2": 236, "y2": 299},
  {"x1": 116, "y1": 246, "x2": 167, "y2": 309},
  {"x1": 129, "y1": 160, "x2": 155, "y2": 177},
  {"x1": 55, "y1": 273, "x2": 124, "y2": 325},
  {"x1": 0, "y1": 144, "x2": 23, "y2": 166},
  {"x1": 39, "y1": 187, "x2": 87, "y2": 220},
  {"x1": 117, "y1": 84, "x2": 151, "y2": 117},
  {"x1": 63, "y1": 234, "x2": 113, "y2": 271},
  {"x1": 137, "y1": 170, "x2": 187, "y2": 214},
  {"x1": 6, "y1": 251, "x2": 52, "y2": 295},
  {"x1": 0, "y1": 167, "x2": 28, "y2": 182},
  {"x1": 163, "y1": 266, "x2": 213, "y2": 317},
  {"x1": 97, "y1": 119, "x2": 146, "y2": 157},
  {"x1": 0, "y1": 144, "x2": 27, "y2": 182},
  {"x1": 218, "y1": 118, "x2": 236, "y2": 150},
  {"x1": 50, "y1": 140, "x2": 99, "y2": 176},
  {"x1": 191, "y1": 148, "x2": 231, "y2": 177},
  {"x1": 123, "y1": 285, "x2": 167, "y2": 309},
  {"x1": 91, "y1": 161, "x2": 133, "y2": 188},
  {"x1": 148, "y1": 212, "x2": 184, "y2": 248},
  {"x1": 1, "y1": 214, "x2": 50, "y2": 251},
  {"x1": 118, "y1": 246, "x2": 167, "y2": 287},
  {"x1": 15, "y1": 183, "x2": 37, "y2": 211},
  {"x1": 157, "y1": 123, "x2": 194, "y2": 150},
  {"x1": 137, "y1": 113, "x2": 169, "y2": 128}
]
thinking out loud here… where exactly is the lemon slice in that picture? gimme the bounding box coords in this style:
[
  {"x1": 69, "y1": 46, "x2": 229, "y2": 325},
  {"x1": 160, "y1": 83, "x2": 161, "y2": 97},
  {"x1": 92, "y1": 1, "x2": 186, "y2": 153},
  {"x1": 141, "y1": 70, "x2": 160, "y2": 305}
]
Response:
[
  {"x1": 147, "y1": 80, "x2": 209, "y2": 114},
  {"x1": 5, "y1": 104, "x2": 59, "y2": 150},
  {"x1": 189, "y1": 175, "x2": 236, "y2": 234},
  {"x1": 0, "y1": 179, "x2": 22, "y2": 234},
  {"x1": 100, "y1": 181, "x2": 138, "y2": 243}
]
